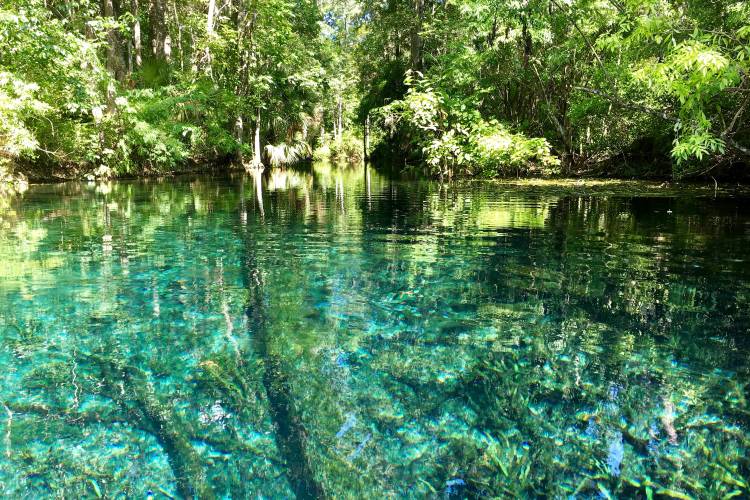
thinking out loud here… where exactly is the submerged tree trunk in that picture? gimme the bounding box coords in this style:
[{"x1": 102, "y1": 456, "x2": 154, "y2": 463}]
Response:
[
  {"x1": 241, "y1": 229, "x2": 325, "y2": 499},
  {"x1": 93, "y1": 356, "x2": 216, "y2": 500}
]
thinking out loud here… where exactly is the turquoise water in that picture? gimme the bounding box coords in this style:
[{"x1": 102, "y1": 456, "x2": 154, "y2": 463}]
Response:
[{"x1": 0, "y1": 166, "x2": 748, "y2": 498}]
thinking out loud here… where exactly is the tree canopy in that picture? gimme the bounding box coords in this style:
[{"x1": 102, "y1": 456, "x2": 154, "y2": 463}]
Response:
[{"x1": 1, "y1": 0, "x2": 749, "y2": 183}]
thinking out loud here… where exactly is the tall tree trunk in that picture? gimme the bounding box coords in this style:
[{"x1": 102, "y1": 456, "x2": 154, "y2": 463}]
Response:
[
  {"x1": 207, "y1": 0, "x2": 216, "y2": 36},
  {"x1": 151, "y1": 0, "x2": 167, "y2": 61},
  {"x1": 204, "y1": 0, "x2": 216, "y2": 72},
  {"x1": 253, "y1": 107, "x2": 262, "y2": 167},
  {"x1": 337, "y1": 97, "x2": 343, "y2": 140},
  {"x1": 132, "y1": 0, "x2": 142, "y2": 67},
  {"x1": 172, "y1": 1, "x2": 182, "y2": 70},
  {"x1": 517, "y1": 12, "x2": 533, "y2": 123},
  {"x1": 521, "y1": 13, "x2": 532, "y2": 70},
  {"x1": 410, "y1": 0, "x2": 424, "y2": 71},
  {"x1": 363, "y1": 113, "x2": 370, "y2": 162},
  {"x1": 103, "y1": 0, "x2": 126, "y2": 81},
  {"x1": 236, "y1": 115, "x2": 244, "y2": 164},
  {"x1": 126, "y1": 35, "x2": 133, "y2": 75},
  {"x1": 164, "y1": 34, "x2": 172, "y2": 61}
]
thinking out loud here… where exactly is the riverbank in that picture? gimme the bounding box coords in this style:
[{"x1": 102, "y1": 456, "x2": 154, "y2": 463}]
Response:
[
  {"x1": 6, "y1": 163, "x2": 750, "y2": 202},
  {"x1": 480, "y1": 178, "x2": 750, "y2": 197}
]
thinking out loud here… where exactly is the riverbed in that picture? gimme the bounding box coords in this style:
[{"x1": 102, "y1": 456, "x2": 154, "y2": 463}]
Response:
[{"x1": 0, "y1": 165, "x2": 748, "y2": 498}]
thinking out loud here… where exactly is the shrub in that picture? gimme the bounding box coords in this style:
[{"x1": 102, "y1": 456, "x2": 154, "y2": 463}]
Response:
[{"x1": 314, "y1": 130, "x2": 362, "y2": 164}]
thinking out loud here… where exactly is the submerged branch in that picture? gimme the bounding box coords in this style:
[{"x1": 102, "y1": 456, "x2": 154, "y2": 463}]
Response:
[
  {"x1": 1, "y1": 400, "x2": 133, "y2": 428},
  {"x1": 243, "y1": 242, "x2": 325, "y2": 499}
]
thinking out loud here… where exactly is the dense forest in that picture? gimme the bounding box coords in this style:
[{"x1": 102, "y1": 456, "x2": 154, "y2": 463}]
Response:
[{"x1": 1, "y1": 0, "x2": 749, "y2": 186}]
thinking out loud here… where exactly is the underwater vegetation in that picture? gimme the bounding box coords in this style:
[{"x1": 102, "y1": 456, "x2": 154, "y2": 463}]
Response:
[{"x1": 0, "y1": 168, "x2": 748, "y2": 497}]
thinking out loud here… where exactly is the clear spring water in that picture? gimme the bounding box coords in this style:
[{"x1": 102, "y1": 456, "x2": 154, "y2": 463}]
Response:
[{"x1": 0, "y1": 165, "x2": 748, "y2": 498}]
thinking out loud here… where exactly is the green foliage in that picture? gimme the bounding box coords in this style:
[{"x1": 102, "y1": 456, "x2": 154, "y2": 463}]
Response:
[
  {"x1": 265, "y1": 140, "x2": 312, "y2": 167},
  {"x1": 1, "y1": 0, "x2": 749, "y2": 181},
  {"x1": 313, "y1": 130, "x2": 363, "y2": 164},
  {"x1": 330, "y1": 130, "x2": 364, "y2": 164},
  {"x1": 473, "y1": 121, "x2": 560, "y2": 177},
  {"x1": 624, "y1": 2, "x2": 749, "y2": 176},
  {"x1": 0, "y1": 0, "x2": 342, "y2": 180},
  {"x1": 0, "y1": 2, "x2": 107, "y2": 176},
  {"x1": 0, "y1": 72, "x2": 44, "y2": 163},
  {"x1": 358, "y1": 0, "x2": 750, "y2": 179},
  {"x1": 377, "y1": 75, "x2": 558, "y2": 178}
]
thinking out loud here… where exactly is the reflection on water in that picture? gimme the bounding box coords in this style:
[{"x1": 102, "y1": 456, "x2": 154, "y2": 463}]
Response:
[{"x1": 0, "y1": 165, "x2": 749, "y2": 498}]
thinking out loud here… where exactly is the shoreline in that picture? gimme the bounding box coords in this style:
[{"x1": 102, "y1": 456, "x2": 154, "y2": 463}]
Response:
[{"x1": 6, "y1": 165, "x2": 750, "y2": 198}]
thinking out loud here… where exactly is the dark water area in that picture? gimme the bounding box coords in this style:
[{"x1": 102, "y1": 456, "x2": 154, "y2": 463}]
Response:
[{"x1": 0, "y1": 165, "x2": 748, "y2": 498}]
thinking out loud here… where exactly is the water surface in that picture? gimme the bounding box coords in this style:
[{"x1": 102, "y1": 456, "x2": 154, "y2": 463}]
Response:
[{"x1": 0, "y1": 166, "x2": 748, "y2": 498}]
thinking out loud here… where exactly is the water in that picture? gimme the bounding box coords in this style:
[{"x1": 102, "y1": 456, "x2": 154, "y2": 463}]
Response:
[{"x1": 0, "y1": 166, "x2": 748, "y2": 498}]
